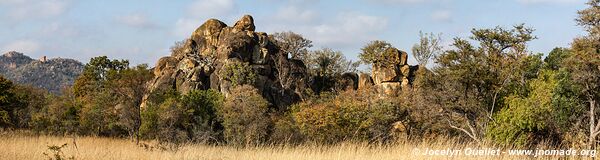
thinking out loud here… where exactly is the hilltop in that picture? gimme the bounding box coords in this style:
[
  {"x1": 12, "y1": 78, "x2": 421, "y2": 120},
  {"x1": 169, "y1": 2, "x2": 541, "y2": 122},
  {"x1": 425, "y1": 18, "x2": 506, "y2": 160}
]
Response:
[{"x1": 0, "y1": 51, "x2": 84, "y2": 93}]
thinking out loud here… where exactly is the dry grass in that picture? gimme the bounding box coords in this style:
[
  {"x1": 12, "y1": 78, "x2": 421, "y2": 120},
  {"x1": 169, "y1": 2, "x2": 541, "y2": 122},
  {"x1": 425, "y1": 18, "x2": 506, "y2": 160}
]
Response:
[{"x1": 0, "y1": 133, "x2": 579, "y2": 160}]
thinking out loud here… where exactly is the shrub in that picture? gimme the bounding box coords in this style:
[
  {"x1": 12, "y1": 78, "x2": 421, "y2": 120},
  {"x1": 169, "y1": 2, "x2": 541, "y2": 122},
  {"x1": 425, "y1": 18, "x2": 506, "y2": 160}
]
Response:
[
  {"x1": 220, "y1": 85, "x2": 270, "y2": 146},
  {"x1": 218, "y1": 61, "x2": 256, "y2": 87},
  {"x1": 487, "y1": 70, "x2": 579, "y2": 147},
  {"x1": 180, "y1": 89, "x2": 224, "y2": 143},
  {"x1": 140, "y1": 89, "x2": 224, "y2": 144},
  {"x1": 292, "y1": 90, "x2": 406, "y2": 143}
]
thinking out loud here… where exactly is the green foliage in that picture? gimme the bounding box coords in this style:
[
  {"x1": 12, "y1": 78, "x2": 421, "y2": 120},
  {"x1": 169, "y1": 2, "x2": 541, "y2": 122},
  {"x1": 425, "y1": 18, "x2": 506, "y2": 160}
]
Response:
[
  {"x1": 544, "y1": 48, "x2": 572, "y2": 70},
  {"x1": 220, "y1": 85, "x2": 270, "y2": 146},
  {"x1": 305, "y1": 48, "x2": 359, "y2": 94},
  {"x1": 0, "y1": 76, "x2": 49, "y2": 129},
  {"x1": 271, "y1": 31, "x2": 313, "y2": 60},
  {"x1": 412, "y1": 31, "x2": 443, "y2": 66},
  {"x1": 292, "y1": 90, "x2": 405, "y2": 143},
  {"x1": 433, "y1": 24, "x2": 537, "y2": 142},
  {"x1": 570, "y1": 0, "x2": 600, "y2": 146},
  {"x1": 0, "y1": 76, "x2": 15, "y2": 127},
  {"x1": 359, "y1": 40, "x2": 396, "y2": 66},
  {"x1": 306, "y1": 48, "x2": 358, "y2": 77},
  {"x1": 487, "y1": 70, "x2": 562, "y2": 146},
  {"x1": 140, "y1": 89, "x2": 224, "y2": 144},
  {"x1": 29, "y1": 91, "x2": 80, "y2": 135},
  {"x1": 219, "y1": 61, "x2": 256, "y2": 87},
  {"x1": 73, "y1": 56, "x2": 129, "y2": 97},
  {"x1": 180, "y1": 89, "x2": 224, "y2": 143}
]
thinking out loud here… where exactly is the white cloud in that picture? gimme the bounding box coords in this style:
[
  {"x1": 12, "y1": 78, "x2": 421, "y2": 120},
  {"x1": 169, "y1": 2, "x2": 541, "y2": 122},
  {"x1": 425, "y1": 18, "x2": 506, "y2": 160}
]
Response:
[
  {"x1": 308, "y1": 13, "x2": 389, "y2": 47},
  {"x1": 173, "y1": 0, "x2": 236, "y2": 39},
  {"x1": 516, "y1": 0, "x2": 579, "y2": 4},
  {"x1": 1, "y1": 0, "x2": 70, "y2": 21},
  {"x1": 187, "y1": 0, "x2": 235, "y2": 19},
  {"x1": 431, "y1": 10, "x2": 452, "y2": 22},
  {"x1": 40, "y1": 22, "x2": 81, "y2": 37},
  {"x1": 116, "y1": 13, "x2": 159, "y2": 29},
  {"x1": 274, "y1": 6, "x2": 317, "y2": 23},
  {"x1": 174, "y1": 18, "x2": 204, "y2": 38},
  {"x1": 1, "y1": 40, "x2": 41, "y2": 54}
]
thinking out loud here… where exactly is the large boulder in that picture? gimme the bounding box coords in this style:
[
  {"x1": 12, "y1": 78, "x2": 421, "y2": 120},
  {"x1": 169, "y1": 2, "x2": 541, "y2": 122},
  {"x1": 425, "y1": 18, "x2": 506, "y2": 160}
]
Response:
[
  {"x1": 372, "y1": 64, "x2": 401, "y2": 84},
  {"x1": 335, "y1": 72, "x2": 359, "y2": 91},
  {"x1": 357, "y1": 73, "x2": 374, "y2": 90},
  {"x1": 369, "y1": 48, "x2": 417, "y2": 97},
  {"x1": 142, "y1": 15, "x2": 308, "y2": 109}
]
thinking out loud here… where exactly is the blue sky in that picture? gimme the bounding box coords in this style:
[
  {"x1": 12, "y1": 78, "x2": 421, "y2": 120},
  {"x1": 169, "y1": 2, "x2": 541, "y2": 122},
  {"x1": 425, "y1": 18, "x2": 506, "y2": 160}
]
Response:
[{"x1": 0, "y1": 0, "x2": 588, "y2": 65}]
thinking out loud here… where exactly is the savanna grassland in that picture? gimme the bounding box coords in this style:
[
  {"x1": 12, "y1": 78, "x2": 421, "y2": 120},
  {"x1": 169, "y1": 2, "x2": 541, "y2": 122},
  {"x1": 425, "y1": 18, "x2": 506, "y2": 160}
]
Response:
[{"x1": 0, "y1": 132, "x2": 547, "y2": 160}]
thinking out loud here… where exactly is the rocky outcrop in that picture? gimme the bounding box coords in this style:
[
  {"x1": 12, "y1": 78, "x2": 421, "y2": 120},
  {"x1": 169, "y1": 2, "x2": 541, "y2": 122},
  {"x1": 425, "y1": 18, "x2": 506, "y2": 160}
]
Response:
[
  {"x1": 143, "y1": 15, "x2": 308, "y2": 108},
  {"x1": 368, "y1": 49, "x2": 418, "y2": 96}
]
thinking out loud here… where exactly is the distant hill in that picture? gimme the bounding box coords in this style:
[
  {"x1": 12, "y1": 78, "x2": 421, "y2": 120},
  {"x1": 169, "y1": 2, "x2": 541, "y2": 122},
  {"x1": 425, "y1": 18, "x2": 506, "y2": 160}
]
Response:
[{"x1": 0, "y1": 51, "x2": 84, "y2": 93}]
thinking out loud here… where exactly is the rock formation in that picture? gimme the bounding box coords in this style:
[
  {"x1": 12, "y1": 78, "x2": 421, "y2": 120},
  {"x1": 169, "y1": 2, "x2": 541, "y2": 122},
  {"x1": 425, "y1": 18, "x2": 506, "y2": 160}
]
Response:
[
  {"x1": 363, "y1": 49, "x2": 419, "y2": 96},
  {"x1": 143, "y1": 15, "x2": 309, "y2": 108}
]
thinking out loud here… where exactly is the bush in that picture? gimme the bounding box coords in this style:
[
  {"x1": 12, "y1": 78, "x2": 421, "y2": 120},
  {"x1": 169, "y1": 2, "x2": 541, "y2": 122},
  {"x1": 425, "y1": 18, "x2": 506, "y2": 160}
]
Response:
[
  {"x1": 218, "y1": 61, "x2": 256, "y2": 87},
  {"x1": 292, "y1": 90, "x2": 406, "y2": 143},
  {"x1": 220, "y1": 85, "x2": 270, "y2": 146},
  {"x1": 487, "y1": 70, "x2": 579, "y2": 147},
  {"x1": 30, "y1": 92, "x2": 80, "y2": 135},
  {"x1": 140, "y1": 89, "x2": 224, "y2": 144},
  {"x1": 180, "y1": 89, "x2": 224, "y2": 143}
]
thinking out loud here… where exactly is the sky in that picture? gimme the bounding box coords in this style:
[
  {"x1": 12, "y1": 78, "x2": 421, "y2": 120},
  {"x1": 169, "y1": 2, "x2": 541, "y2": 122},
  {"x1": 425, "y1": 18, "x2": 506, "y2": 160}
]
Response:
[{"x1": 0, "y1": 0, "x2": 589, "y2": 66}]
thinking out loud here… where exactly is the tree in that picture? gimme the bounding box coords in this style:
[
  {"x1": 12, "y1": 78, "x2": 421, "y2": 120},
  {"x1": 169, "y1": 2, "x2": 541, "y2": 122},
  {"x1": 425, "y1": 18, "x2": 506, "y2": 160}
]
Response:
[
  {"x1": 359, "y1": 40, "x2": 395, "y2": 66},
  {"x1": 271, "y1": 31, "x2": 313, "y2": 61},
  {"x1": 179, "y1": 89, "x2": 224, "y2": 143},
  {"x1": 220, "y1": 85, "x2": 270, "y2": 146},
  {"x1": 576, "y1": 0, "x2": 600, "y2": 36},
  {"x1": 73, "y1": 56, "x2": 129, "y2": 98},
  {"x1": 218, "y1": 61, "x2": 256, "y2": 87},
  {"x1": 569, "y1": 0, "x2": 600, "y2": 148},
  {"x1": 306, "y1": 48, "x2": 358, "y2": 77},
  {"x1": 72, "y1": 56, "x2": 152, "y2": 137},
  {"x1": 544, "y1": 48, "x2": 572, "y2": 70},
  {"x1": 434, "y1": 24, "x2": 536, "y2": 143},
  {"x1": 305, "y1": 48, "x2": 359, "y2": 94},
  {"x1": 487, "y1": 70, "x2": 577, "y2": 147},
  {"x1": 412, "y1": 31, "x2": 443, "y2": 66},
  {"x1": 110, "y1": 64, "x2": 153, "y2": 142},
  {"x1": 0, "y1": 76, "x2": 15, "y2": 127}
]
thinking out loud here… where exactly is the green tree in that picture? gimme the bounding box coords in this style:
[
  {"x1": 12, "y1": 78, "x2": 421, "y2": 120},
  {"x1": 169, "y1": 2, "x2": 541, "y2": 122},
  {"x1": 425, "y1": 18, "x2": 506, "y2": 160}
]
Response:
[
  {"x1": 0, "y1": 76, "x2": 15, "y2": 127},
  {"x1": 110, "y1": 64, "x2": 153, "y2": 141},
  {"x1": 73, "y1": 56, "x2": 151, "y2": 137},
  {"x1": 219, "y1": 61, "x2": 256, "y2": 87},
  {"x1": 434, "y1": 24, "x2": 536, "y2": 143},
  {"x1": 544, "y1": 48, "x2": 572, "y2": 70},
  {"x1": 412, "y1": 31, "x2": 443, "y2": 66},
  {"x1": 359, "y1": 40, "x2": 397, "y2": 66},
  {"x1": 487, "y1": 70, "x2": 578, "y2": 147},
  {"x1": 569, "y1": 0, "x2": 600, "y2": 148},
  {"x1": 180, "y1": 89, "x2": 224, "y2": 143},
  {"x1": 220, "y1": 85, "x2": 270, "y2": 146},
  {"x1": 140, "y1": 89, "x2": 224, "y2": 144},
  {"x1": 306, "y1": 48, "x2": 359, "y2": 94},
  {"x1": 73, "y1": 56, "x2": 129, "y2": 97},
  {"x1": 306, "y1": 48, "x2": 358, "y2": 77},
  {"x1": 271, "y1": 31, "x2": 313, "y2": 61}
]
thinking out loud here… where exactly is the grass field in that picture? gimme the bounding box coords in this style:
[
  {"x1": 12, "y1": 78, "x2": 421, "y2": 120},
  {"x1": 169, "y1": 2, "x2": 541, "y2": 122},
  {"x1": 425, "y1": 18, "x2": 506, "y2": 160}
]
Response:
[{"x1": 0, "y1": 133, "x2": 585, "y2": 160}]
